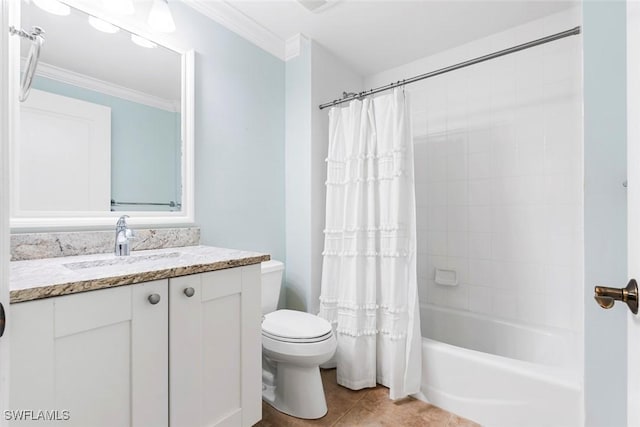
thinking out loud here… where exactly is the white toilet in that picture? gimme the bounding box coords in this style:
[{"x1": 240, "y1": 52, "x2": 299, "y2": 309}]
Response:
[{"x1": 261, "y1": 260, "x2": 337, "y2": 419}]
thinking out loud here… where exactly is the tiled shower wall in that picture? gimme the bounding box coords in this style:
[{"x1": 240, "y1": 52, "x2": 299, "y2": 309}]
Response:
[{"x1": 368, "y1": 9, "x2": 583, "y2": 333}]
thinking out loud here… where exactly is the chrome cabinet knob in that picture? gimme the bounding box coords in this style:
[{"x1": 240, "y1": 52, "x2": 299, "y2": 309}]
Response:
[
  {"x1": 148, "y1": 293, "x2": 161, "y2": 305},
  {"x1": 184, "y1": 287, "x2": 195, "y2": 298}
]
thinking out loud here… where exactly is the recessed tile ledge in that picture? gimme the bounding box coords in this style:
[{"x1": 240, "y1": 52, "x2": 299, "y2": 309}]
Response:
[{"x1": 10, "y1": 245, "x2": 270, "y2": 304}]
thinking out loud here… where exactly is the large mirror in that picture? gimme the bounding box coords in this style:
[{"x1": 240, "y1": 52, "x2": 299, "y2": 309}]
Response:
[{"x1": 11, "y1": 0, "x2": 194, "y2": 230}]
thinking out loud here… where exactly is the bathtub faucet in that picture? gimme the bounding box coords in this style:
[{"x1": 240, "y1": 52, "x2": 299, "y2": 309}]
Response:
[{"x1": 594, "y1": 279, "x2": 638, "y2": 314}]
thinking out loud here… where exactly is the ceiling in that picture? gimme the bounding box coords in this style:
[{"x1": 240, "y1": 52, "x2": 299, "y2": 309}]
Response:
[
  {"x1": 211, "y1": 0, "x2": 577, "y2": 75},
  {"x1": 20, "y1": 0, "x2": 577, "y2": 100}
]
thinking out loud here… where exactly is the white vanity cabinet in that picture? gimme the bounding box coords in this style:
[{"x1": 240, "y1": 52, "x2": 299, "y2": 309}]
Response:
[
  {"x1": 10, "y1": 279, "x2": 169, "y2": 427},
  {"x1": 9, "y1": 264, "x2": 262, "y2": 427},
  {"x1": 169, "y1": 264, "x2": 261, "y2": 427}
]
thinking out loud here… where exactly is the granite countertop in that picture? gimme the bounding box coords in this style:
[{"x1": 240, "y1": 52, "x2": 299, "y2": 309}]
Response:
[{"x1": 10, "y1": 245, "x2": 270, "y2": 304}]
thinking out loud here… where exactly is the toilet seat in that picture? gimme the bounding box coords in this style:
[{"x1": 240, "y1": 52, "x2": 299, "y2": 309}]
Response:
[
  {"x1": 262, "y1": 309, "x2": 333, "y2": 343},
  {"x1": 262, "y1": 330, "x2": 333, "y2": 344}
]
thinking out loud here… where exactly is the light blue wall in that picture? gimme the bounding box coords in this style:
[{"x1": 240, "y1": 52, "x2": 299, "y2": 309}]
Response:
[
  {"x1": 170, "y1": 3, "x2": 286, "y2": 263},
  {"x1": 284, "y1": 37, "x2": 312, "y2": 311},
  {"x1": 584, "y1": 2, "x2": 627, "y2": 426},
  {"x1": 32, "y1": 76, "x2": 181, "y2": 208},
  {"x1": 284, "y1": 40, "x2": 364, "y2": 313}
]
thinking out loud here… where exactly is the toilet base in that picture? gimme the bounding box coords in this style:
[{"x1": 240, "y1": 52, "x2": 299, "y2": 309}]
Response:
[{"x1": 262, "y1": 362, "x2": 328, "y2": 419}]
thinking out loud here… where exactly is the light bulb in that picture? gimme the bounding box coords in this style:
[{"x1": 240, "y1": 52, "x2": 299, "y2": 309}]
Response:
[
  {"x1": 148, "y1": 0, "x2": 176, "y2": 33},
  {"x1": 131, "y1": 34, "x2": 157, "y2": 49},
  {"x1": 88, "y1": 16, "x2": 120, "y2": 34},
  {"x1": 103, "y1": 0, "x2": 135, "y2": 15},
  {"x1": 33, "y1": 0, "x2": 71, "y2": 16}
]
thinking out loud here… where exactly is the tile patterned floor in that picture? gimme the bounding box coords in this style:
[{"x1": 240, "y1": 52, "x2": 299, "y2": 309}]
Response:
[{"x1": 255, "y1": 369, "x2": 480, "y2": 427}]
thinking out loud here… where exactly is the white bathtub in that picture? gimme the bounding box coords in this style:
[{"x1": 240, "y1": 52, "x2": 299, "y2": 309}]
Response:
[{"x1": 417, "y1": 304, "x2": 583, "y2": 427}]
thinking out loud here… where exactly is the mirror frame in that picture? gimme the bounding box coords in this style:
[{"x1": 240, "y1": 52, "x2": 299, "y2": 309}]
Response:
[{"x1": 9, "y1": 0, "x2": 194, "y2": 231}]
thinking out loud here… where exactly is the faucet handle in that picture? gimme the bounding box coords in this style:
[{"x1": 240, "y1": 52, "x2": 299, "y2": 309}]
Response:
[
  {"x1": 116, "y1": 214, "x2": 130, "y2": 226},
  {"x1": 125, "y1": 228, "x2": 135, "y2": 238}
]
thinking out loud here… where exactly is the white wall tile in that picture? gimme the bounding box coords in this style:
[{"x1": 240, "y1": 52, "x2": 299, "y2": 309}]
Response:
[
  {"x1": 447, "y1": 256, "x2": 469, "y2": 285},
  {"x1": 544, "y1": 264, "x2": 574, "y2": 296},
  {"x1": 517, "y1": 292, "x2": 546, "y2": 325},
  {"x1": 514, "y1": 262, "x2": 547, "y2": 294},
  {"x1": 426, "y1": 231, "x2": 447, "y2": 256},
  {"x1": 417, "y1": 252, "x2": 429, "y2": 278},
  {"x1": 417, "y1": 277, "x2": 429, "y2": 303},
  {"x1": 543, "y1": 38, "x2": 580, "y2": 84},
  {"x1": 491, "y1": 290, "x2": 518, "y2": 320},
  {"x1": 446, "y1": 131, "x2": 468, "y2": 156},
  {"x1": 447, "y1": 152, "x2": 468, "y2": 181},
  {"x1": 491, "y1": 137, "x2": 519, "y2": 178},
  {"x1": 544, "y1": 174, "x2": 582, "y2": 205},
  {"x1": 428, "y1": 255, "x2": 448, "y2": 275},
  {"x1": 394, "y1": 9, "x2": 582, "y2": 334},
  {"x1": 427, "y1": 182, "x2": 448, "y2": 206},
  {"x1": 447, "y1": 181, "x2": 469, "y2": 206},
  {"x1": 427, "y1": 205, "x2": 448, "y2": 231},
  {"x1": 468, "y1": 285, "x2": 493, "y2": 315},
  {"x1": 447, "y1": 206, "x2": 468, "y2": 232},
  {"x1": 426, "y1": 150, "x2": 447, "y2": 182},
  {"x1": 467, "y1": 127, "x2": 493, "y2": 153},
  {"x1": 468, "y1": 259, "x2": 497, "y2": 287},
  {"x1": 469, "y1": 232, "x2": 492, "y2": 259},
  {"x1": 468, "y1": 179, "x2": 494, "y2": 206},
  {"x1": 413, "y1": 112, "x2": 429, "y2": 138},
  {"x1": 545, "y1": 294, "x2": 573, "y2": 330},
  {"x1": 468, "y1": 151, "x2": 493, "y2": 179},
  {"x1": 447, "y1": 231, "x2": 469, "y2": 258},
  {"x1": 416, "y1": 205, "x2": 429, "y2": 230},
  {"x1": 469, "y1": 206, "x2": 492, "y2": 232}
]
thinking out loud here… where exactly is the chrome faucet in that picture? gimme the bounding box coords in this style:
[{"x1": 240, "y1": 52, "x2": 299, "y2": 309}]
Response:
[{"x1": 114, "y1": 215, "x2": 134, "y2": 256}]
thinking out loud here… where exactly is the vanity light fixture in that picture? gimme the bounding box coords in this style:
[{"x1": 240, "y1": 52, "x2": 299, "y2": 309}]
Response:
[
  {"x1": 131, "y1": 34, "x2": 157, "y2": 49},
  {"x1": 32, "y1": 0, "x2": 70, "y2": 16},
  {"x1": 103, "y1": 0, "x2": 135, "y2": 15},
  {"x1": 148, "y1": 0, "x2": 176, "y2": 33},
  {"x1": 88, "y1": 16, "x2": 120, "y2": 34}
]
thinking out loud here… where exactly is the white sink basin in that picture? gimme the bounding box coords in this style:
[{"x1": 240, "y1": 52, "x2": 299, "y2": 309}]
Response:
[{"x1": 63, "y1": 252, "x2": 181, "y2": 271}]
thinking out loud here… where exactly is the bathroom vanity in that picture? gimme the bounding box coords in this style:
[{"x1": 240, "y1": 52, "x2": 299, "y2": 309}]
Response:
[{"x1": 9, "y1": 246, "x2": 268, "y2": 427}]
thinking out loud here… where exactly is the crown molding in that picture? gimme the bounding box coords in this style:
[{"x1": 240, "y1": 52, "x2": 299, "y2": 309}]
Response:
[
  {"x1": 183, "y1": 0, "x2": 285, "y2": 60},
  {"x1": 285, "y1": 33, "x2": 310, "y2": 61},
  {"x1": 30, "y1": 61, "x2": 180, "y2": 112}
]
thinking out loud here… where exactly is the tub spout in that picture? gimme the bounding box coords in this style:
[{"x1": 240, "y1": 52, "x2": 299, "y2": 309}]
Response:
[{"x1": 594, "y1": 279, "x2": 638, "y2": 314}]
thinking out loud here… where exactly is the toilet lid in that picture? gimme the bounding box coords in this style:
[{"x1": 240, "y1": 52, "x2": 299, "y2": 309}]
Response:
[{"x1": 262, "y1": 309, "x2": 332, "y2": 340}]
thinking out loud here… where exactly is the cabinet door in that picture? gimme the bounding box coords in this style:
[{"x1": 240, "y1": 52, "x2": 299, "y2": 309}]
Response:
[
  {"x1": 170, "y1": 265, "x2": 261, "y2": 427},
  {"x1": 10, "y1": 280, "x2": 168, "y2": 427}
]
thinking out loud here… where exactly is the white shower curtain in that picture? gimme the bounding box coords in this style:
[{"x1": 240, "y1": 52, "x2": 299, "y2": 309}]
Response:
[{"x1": 319, "y1": 88, "x2": 421, "y2": 400}]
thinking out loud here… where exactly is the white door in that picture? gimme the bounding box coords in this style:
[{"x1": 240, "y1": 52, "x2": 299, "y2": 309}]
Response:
[
  {"x1": 0, "y1": 1, "x2": 13, "y2": 426},
  {"x1": 629, "y1": 2, "x2": 640, "y2": 426},
  {"x1": 16, "y1": 90, "x2": 111, "y2": 214}
]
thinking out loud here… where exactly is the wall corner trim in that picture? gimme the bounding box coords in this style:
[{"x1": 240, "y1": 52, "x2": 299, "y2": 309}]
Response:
[{"x1": 285, "y1": 33, "x2": 310, "y2": 61}]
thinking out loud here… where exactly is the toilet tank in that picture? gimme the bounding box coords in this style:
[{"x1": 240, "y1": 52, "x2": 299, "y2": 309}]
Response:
[{"x1": 261, "y1": 260, "x2": 284, "y2": 315}]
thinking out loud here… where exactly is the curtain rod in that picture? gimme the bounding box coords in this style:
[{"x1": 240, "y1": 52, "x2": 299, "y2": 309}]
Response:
[{"x1": 318, "y1": 26, "x2": 581, "y2": 110}]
